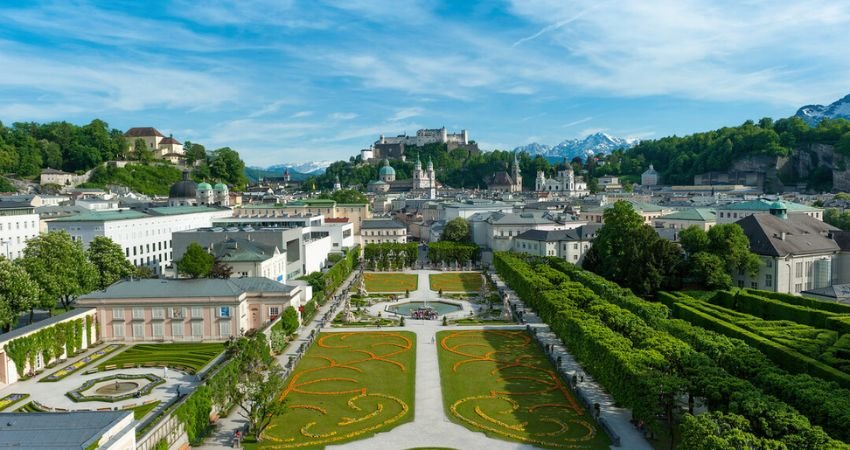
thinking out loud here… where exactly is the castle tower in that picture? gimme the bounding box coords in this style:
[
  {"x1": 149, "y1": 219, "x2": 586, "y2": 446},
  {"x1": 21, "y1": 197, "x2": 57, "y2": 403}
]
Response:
[
  {"x1": 536, "y1": 170, "x2": 545, "y2": 192},
  {"x1": 461, "y1": 129, "x2": 468, "y2": 145},
  {"x1": 333, "y1": 175, "x2": 342, "y2": 192},
  {"x1": 512, "y1": 153, "x2": 522, "y2": 192}
]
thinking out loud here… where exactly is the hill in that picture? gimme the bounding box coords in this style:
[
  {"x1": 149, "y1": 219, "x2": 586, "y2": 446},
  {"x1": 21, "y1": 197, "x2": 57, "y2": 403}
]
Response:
[
  {"x1": 514, "y1": 132, "x2": 636, "y2": 162},
  {"x1": 796, "y1": 93, "x2": 850, "y2": 125}
]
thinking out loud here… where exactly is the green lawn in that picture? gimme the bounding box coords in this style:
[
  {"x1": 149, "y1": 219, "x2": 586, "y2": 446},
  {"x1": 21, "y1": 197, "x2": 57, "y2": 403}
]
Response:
[
  {"x1": 429, "y1": 273, "x2": 483, "y2": 293},
  {"x1": 253, "y1": 331, "x2": 416, "y2": 449},
  {"x1": 437, "y1": 330, "x2": 609, "y2": 449},
  {"x1": 126, "y1": 400, "x2": 161, "y2": 420},
  {"x1": 364, "y1": 273, "x2": 418, "y2": 293},
  {"x1": 97, "y1": 343, "x2": 225, "y2": 374}
]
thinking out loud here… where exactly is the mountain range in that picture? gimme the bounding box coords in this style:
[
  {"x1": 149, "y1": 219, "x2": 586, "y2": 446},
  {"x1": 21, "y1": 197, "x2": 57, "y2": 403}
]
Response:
[
  {"x1": 513, "y1": 132, "x2": 638, "y2": 162},
  {"x1": 795, "y1": 93, "x2": 850, "y2": 125}
]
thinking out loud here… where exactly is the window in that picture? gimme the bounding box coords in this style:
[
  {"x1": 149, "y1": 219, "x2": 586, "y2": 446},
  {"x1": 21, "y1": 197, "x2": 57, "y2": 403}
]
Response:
[
  {"x1": 112, "y1": 308, "x2": 124, "y2": 320},
  {"x1": 191, "y1": 306, "x2": 202, "y2": 319},
  {"x1": 573, "y1": 254, "x2": 578, "y2": 261},
  {"x1": 765, "y1": 274, "x2": 773, "y2": 288},
  {"x1": 133, "y1": 323, "x2": 144, "y2": 337},
  {"x1": 133, "y1": 307, "x2": 144, "y2": 320},
  {"x1": 192, "y1": 321, "x2": 202, "y2": 337},
  {"x1": 171, "y1": 322, "x2": 183, "y2": 337},
  {"x1": 171, "y1": 307, "x2": 183, "y2": 319},
  {"x1": 220, "y1": 320, "x2": 232, "y2": 337},
  {"x1": 269, "y1": 306, "x2": 280, "y2": 319},
  {"x1": 219, "y1": 306, "x2": 231, "y2": 318},
  {"x1": 112, "y1": 323, "x2": 125, "y2": 337},
  {"x1": 751, "y1": 282, "x2": 758, "y2": 289},
  {"x1": 737, "y1": 280, "x2": 744, "y2": 288},
  {"x1": 795, "y1": 262, "x2": 803, "y2": 278},
  {"x1": 805, "y1": 261, "x2": 812, "y2": 277},
  {"x1": 153, "y1": 322, "x2": 164, "y2": 337},
  {"x1": 573, "y1": 243, "x2": 579, "y2": 250},
  {"x1": 152, "y1": 308, "x2": 165, "y2": 319},
  {"x1": 795, "y1": 283, "x2": 803, "y2": 293},
  {"x1": 766, "y1": 259, "x2": 773, "y2": 268}
]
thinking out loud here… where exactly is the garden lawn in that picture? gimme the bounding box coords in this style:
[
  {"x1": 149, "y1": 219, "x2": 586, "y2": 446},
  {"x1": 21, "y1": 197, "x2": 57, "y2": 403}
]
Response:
[
  {"x1": 364, "y1": 273, "x2": 418, "y2": 293},
  {"x1": 437, "y1": 330, "x2": 609, "y2": 449},
  {"x1": 127, "y1": 400, "x2": 161, "y2": 420},
  {"x1": 253, "y1": 331, "x2": 416, "y2": 449},
  {"x1": 97, "y1": 343, "x2": 225, "y2": 374},
  {"x1": 429, "y1": 273, "x2": 483, "y2": 293}
]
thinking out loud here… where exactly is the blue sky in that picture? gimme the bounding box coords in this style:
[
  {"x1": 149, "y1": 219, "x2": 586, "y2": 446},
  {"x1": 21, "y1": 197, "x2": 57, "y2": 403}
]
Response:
[{"x1": 0, "y1": 0, "x2": 848, "y2": 166}]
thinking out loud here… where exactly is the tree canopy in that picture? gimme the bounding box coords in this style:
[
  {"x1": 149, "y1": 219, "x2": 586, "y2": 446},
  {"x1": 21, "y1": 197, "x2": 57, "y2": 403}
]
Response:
[
  {"x1": 0, "y1": 257, "x2": 40, "y2": 331},
  {"x1": 20, "y1": 231, "x2": 97, "y2": 313},
  {"x1": 440, "y1": 217, "x2": 471, "y2": 243},
  {"x1": 176, "y1": 243, "x2": 214, "y2": 279},
  {"x1": 87, "y1": 236, "x2": 136, "y2": 289}
]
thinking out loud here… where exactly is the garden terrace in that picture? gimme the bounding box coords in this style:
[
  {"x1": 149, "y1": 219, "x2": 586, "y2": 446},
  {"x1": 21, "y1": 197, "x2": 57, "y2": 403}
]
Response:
[
  {"x1": 437, "y1": 330, "x2": 609, "y2": 449},
  {"x1": 363, "y1": 273, "x2": 418, "y2": 293},
  {"x1": 429, "y1": 273, "x2": 483, "y2": 293},
  {"x1": 96, "y1": 343, "x2": 225, "y2": 374},
  {"x1": 257, "y1": 331, "x2": 416, "y2": 448}
]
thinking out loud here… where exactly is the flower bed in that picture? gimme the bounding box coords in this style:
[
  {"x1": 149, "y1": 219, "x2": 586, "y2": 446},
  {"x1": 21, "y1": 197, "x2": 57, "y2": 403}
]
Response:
[
  {"x1": 41, "y1": 344, "x2": 123, "y2": 382},
  {"x1": 66, "y1": 373, "x2": 165, "y2": 403},
  {"x1": 0, "y1": 393, "x2": 30, "y2": 412}
]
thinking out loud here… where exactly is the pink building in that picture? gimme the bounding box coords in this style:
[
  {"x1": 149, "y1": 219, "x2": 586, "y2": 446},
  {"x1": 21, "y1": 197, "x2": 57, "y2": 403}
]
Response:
[{"x1": 77, "y1": 278, "x2": 309, "y2": 342}]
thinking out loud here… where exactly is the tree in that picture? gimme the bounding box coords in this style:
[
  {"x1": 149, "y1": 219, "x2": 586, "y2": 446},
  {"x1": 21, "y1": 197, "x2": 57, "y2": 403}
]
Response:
[
  {"x1": 0, "y1": 258, "x2": 40, "y2": 331},
  {"x1": 280, "y1": 306, "x2": 299, "y2": 334},
  {"x1": 319, "y1": 189, "x2": 367, "y2": 204},
  {"x1": 231, "y1": 335, "x2": 287, "y2": 440},
  {"x1": 176, "y1": 243, "x2": 214, "y2": 278},
  {"x1": 184, "y1": 141, "x2": 207, "y2": 166},
  {"x1": 20, "y1": 231, "x2": 97, "y2": 314},
  {"x1": 87, "y1": 236, "x2": 135, "y2": 289},
  {"x1": 707, "y1": 224, "x2": 761, "y2": 276},
  {"x1": 690, "y1": 252, "x2": 733, "y2": 290},
  {"x1": 208, "y1": 147, "x2": 247, "y2": 188},
  {"x1": 210, "y1": 258, "x2": 233, "y2": 279},
  {"x1": 441, "y1": 217, "x2": 471, "y2": 243},
  {"x1": 136, "y1": 265, "x2": 155, "y2": 279},
  {"x1": 679, "y1": 226, "x2": 709, "y2": 255},
  {"x1": 133, "y1": 138, "x2": 153, "y2": 164}
]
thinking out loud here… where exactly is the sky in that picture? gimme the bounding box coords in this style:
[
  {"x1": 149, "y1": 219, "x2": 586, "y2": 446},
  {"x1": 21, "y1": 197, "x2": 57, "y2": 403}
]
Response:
[{"x1": 0, "y1": 0, "x2": 849, "y2": 167}]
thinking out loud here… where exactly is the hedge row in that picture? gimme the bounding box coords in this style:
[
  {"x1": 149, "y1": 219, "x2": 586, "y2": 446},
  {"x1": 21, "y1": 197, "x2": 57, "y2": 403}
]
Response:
[
  {"x1": 711, "y1": 289, "x2": 844, "y2": 332},
  {"x1": 667, "y1": 297, "x2": 850, "y2": 388},
  {"x1": 495, "y1": 253, "x2": 844, "y2": 448},
  {"x1": 660, "y1": 298, "x2": 850, "y2": 443},
  {"x1": 748, "y1": 289, "x2": 850, "y2": 315}
]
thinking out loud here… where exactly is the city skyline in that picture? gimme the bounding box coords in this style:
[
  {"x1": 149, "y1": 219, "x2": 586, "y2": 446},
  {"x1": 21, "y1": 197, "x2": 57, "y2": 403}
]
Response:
[{"x1": 0, "y1": 1, "x2": 848, "y2": 165}]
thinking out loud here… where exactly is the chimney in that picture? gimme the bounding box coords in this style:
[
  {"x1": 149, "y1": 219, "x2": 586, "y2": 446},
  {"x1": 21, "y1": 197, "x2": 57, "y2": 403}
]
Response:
[{"x1": 779, "y1": 231, "x2": 786, "y2": 240}]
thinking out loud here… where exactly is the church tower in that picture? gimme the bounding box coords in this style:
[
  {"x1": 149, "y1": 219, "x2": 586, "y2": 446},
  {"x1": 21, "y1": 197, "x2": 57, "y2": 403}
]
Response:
[
  {"x1": 333, "y1": 175, "x2": 342, "y2": 191},
  {"x1": 536, "y1": 170, "x2": 546, "y2": 192},
  {"x1": 511, "y1": 153, "x2": 522, "y2": 192},
  {"x1": 413, "y1": 154, "x2": 423, "y2": 189},
  {"x1": 427, "y1": 157, "x2": 436, "y2": 199}
]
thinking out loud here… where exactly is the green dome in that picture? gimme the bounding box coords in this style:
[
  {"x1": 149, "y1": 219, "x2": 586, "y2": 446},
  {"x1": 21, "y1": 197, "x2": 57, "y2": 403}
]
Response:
[
  {"x1": 197, "y1": 182, "x2": 212, "y2": 191},
  {"x1": 770, "y1": 201, "x2": 784, "y2": 209},
  {"x1": 213, "y1": 182, "x2": 228, "y2": 191},
  {"x1": 379, "y1": 160, "x2": 396, "y2": 177}
]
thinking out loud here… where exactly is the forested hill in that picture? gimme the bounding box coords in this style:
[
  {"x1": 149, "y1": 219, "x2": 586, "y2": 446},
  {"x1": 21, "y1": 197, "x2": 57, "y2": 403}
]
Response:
[
  {"x1": 592, "y1": 116, "x2": 850, "y2": 186},
  {"x1": 0, "y1": 119, "x2": 247, "y2": 190}
]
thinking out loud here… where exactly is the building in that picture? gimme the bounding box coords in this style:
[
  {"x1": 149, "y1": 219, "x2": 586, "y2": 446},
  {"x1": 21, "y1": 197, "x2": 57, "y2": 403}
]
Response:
[
  {"x1": 0, "y1": 201, "x2": 40, "y2": 259},
  {"x1": 367, "y1": 128, "x2": 479, "y2": 161},
  {"x1": 46, "y1": 206, "x2": 232, "y2": 275},
  {"x1": 489, "y1": 154, "x2": 523, "y2": 193},
  {"x1": 641, "y1": 164, "x2": 659, "y2": 186},
  {"x1": 169, "y1": 171, "x2": 231, "y2": 207},
  {"x1": 653, "y1": 208, "x2": 717, "y2": 231},
  {"x1": 717, "y1": 199, "x2": 823, "y2": 224},
  {"x1": 234, "y1": 200, "x2": 371, "y2": 234},
  {"x1": 734, "y1": 206, "x2": 839, "y2": 293},
  {"x1": 361, "y1": 219, "x2": 407, "y2": 244},
  {"x1": 0, "y1": 411, "x2": 135, "y2": 450},
  {"x1": 39, "y1": 167, "x2": 89, "y2": 189},
  {"x1": 379, "y1": 159, "x2": 396, "y2": 182},
  {"x1": 513, "y1": 224, "x2": 602, "y2": 264},
  {"x1": 124, "y1": 127, "x2": 185, "y2": 161},
  {"x1": 535, "y1": 165, "x2": 589, "y2": 197},
  {"x1": 412, "y1": 155, "x2": 437, "y2": 199},
  {"x1": 579, "y1": 200, "x2": 673, "y2": 225},
  {"x1": 474, "y1": 211, "x2": 579, "y2": 252},
  {"x1": 367, "y1": 159, "x2": 442, "y2": 198},
  {"x1": 78, "y1": 277, "x2": 310, "y2": 341},
  {"x1": 440, "y1": 199, "x2": 515, "y2": 221}
]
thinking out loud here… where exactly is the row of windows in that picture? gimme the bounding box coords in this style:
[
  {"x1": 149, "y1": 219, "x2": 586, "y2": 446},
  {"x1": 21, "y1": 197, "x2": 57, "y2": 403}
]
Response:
[
  {"x1": 364, "y1": 230, "x2": 403, "y2": 236},
  {"x1": 0, "y1": 220, "x2": 36, "y2": 231},
  {"x1": 113, "y1": 320, "x2": 231, "y2": 338},
  {"x1": 125, "y1": 240, "x2": 172, "y2": 257},
  {"x1": 113, "y1": 306, "x2": 231, "y2": 320}
]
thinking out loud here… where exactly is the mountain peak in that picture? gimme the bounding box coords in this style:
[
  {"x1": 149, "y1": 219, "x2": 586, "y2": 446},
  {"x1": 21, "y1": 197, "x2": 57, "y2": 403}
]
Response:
[
  {"x1": 795, "y1": 93, "x2": 850, "y2": 125},
  {"x1": 513, "y1": 132, "x2": 636, "y2": 161}
]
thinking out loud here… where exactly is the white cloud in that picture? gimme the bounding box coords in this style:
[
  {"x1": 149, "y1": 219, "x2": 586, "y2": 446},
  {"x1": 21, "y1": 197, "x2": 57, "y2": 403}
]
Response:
[
  {"x1": 291, "y1": 111, "x2": 314, "y2": 118},
  {"x1": 389, "y1": 107, "x2": 424, "y2": 122},
  {"x1": 561, "y1": 117, "x2": 593, "y2": 128},
  {"x1": 330, "y1": 112, "x2": 358, "y2": 120}
]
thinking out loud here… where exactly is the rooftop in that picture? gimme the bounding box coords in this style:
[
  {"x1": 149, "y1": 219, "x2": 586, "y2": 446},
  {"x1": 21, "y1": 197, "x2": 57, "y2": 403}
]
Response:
[
  {"x1": 125, "y1": 127, "x2": 164, "y2": 138},
  {"x1": 79, "y1": 277, "x2": 294, "y2": 301},
  {"x1": 736, "y1": 213, "x2": 839, "y2": 257},
  {"x1": 658, "y1": 208, "x2": 717, "y2": 222},
  {"x1": 720, "y1": 199, "x2": 821, "y2": 212},
  {"x1": 0, "y1": 411, "x2": 131, "y2": 449},
  {"x1": 485, "y1": 211, "x2": 557, "y2": 225},
  {"x1": 50, "y1": 206, "x2": 225, "y2": 222},
  {"x1": 0, "y1": 308, "x2": 92, "y2": 344},
  {"x1": 515, "y1": 224, "x2": 603, "y2": 242},
  {"x1": 361, "y1": 219, "x2": 406, "y2": 229}
]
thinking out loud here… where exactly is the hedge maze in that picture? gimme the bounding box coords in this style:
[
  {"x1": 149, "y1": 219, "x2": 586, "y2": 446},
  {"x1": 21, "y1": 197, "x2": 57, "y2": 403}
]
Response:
[
  {"x1": 437, "y1": 330, "x2": 607, "y2": 449},
  {"x1": 260, "y1": 331, "x2": 416, "y2": 448},
  {"x1": 97, "y1": 343, "x2": 225, "y2": 374}
]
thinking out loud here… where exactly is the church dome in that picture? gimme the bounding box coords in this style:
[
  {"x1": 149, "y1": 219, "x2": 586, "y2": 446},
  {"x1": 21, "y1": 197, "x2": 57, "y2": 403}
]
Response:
[
  {"x1": 379, "y1": 160, "x2": 396, "y2": 177},
  {"x1": 169, "y1": 171, "x2": 197, "y2": 199},
  {"x1": 213, "y1": 182, "x2": 228, "y2": 192},
  {"x1": 197, "y1": 182, "x2": 212, "y2": 191}
]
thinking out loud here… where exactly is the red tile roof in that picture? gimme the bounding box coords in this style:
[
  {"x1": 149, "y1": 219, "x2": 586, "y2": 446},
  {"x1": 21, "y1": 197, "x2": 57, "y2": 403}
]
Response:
[
  {"x1": 124, "y1": 127, "x2": 164, "y2": 138},
  {"x1": 325, "y1": 217, "x2": 350, "y2": 223},
  {"x1": 160, "y1": 136, "x2": 182, "y2": 145}
]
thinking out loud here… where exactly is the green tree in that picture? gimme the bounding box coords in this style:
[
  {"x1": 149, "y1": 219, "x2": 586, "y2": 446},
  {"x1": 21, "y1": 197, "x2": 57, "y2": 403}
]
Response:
[
  {"x1": 319, "y1": 189, "x2": 367, "y2": 203},
  {"x1": 20, "y1": 231, "x2": 97, "y2": 314},
  {"x1": 133, "y1": 138, "x2": 153, "y2": 164},
  {"x1": 87, "y1": 236, "x2": 135, "y2": 289},
  {"x1": 689, "y1": 252, "x2": 733, "y2": 290},
  {"x1": 707, "y1": 224, "x2": 761, "y2": 276},
  {"x1": 210, "y1": 258, "x2": 233, "y2": 279},
  {"x1": 679, "y1": 226, "x2": 709, "y2": 255},
  {"x1": 176, "y1": 243, "x2": 214, "y2": 279},
  {"x1": 280, "y1": 306, "x2": 299, "y2": 334},
  {"x1": 441, "y1": 217, "x2": 471, "y2": 243},
  {"x1": 0, "y1": 258, "x2": 40, "y2": 331},
  {"x1": 208, "y1": 147, "x2": 247, "y2": 188},
  {"x1": 231, "y1": 335, "x2": 287, "y2": 439},
  {"x1": 184, "y1": 141, "x2": 207, "y2": 166}
]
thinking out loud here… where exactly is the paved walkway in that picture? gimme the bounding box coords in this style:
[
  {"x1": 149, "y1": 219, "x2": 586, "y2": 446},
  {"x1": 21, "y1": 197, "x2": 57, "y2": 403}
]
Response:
[{"x1": 367, "y1": 269, "x2": 480, "y2": 320}]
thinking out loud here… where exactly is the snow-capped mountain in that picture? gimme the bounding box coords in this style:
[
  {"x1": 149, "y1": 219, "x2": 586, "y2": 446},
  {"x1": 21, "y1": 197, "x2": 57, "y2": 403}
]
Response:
[
  {"x1": 266, "y1": 161, "x2": 334, "y2": 174},
  {"x1": 513, "y1": 132, "x2": 637, "y2": 161},
  {"x1": 795, "y1": 93, "x2": 850, "y2": 125}
]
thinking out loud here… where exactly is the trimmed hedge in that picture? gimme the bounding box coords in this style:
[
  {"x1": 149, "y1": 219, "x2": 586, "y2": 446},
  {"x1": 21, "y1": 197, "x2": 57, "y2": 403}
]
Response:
[
  {"x1": 749, "y1": 289, "x2": 850, "y2": 314},
  {"x1": 714, "y1": 290, "x2": 836, "y2": 330}
]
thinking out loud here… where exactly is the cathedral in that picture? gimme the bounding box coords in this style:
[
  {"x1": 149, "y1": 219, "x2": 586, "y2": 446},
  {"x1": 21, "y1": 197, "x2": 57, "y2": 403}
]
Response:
[
  {"x1": 412, "y1": 155, "x2": 437, "y2": 198},
  {"x1": 535, "y1": 164, "x2": 589, "y2": 198},
  {"x1": 367, "y1": 158, "x2": 439, "y2": 198}
]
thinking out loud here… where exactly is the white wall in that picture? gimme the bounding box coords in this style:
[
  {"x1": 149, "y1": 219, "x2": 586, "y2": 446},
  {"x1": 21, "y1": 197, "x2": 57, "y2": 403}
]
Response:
[{"x1": 0, "y1": 212, "x2": 39, "y2": 259}]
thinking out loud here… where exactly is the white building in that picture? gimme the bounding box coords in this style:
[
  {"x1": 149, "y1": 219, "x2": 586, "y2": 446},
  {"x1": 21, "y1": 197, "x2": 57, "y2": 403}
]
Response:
[
  {"x1": 653, "y1": 208, "x2": 717, "y2": 231},
  {"x1": 716, "y1": 199, "x2": 823, "y2": 224},
  {"x1": 377, "y1": 127, "x2": 468, "y2": 147},
  {"x1": 439, "y1": 199, "x2": 515, "y2": 221},
  {"x1": 641, "y1": 164, "x2": 659, "y2": 186},
  {"x1": 473, "y1": 211, "x2": 582, "y2": 252},
  {"x1": 513, "y1": 224, "x2": 602, "y2": 264},
  {"x1": 125, "y1": 127, "x2": 185, "y2": 161},
  {"x1": 0, "y1": 201, "x2": 40, "y2": 259},
  {"x1": 535, "y1": 166, "x2": 589, "y2": 197},
  {"x1": 47, "y1": 206, "x2": 232, "y2": 275},
  {"x1": 361, "y1": 219, "x2": 407, "y2": 244},
  {"x1": 412, "y1": 155, "x2": 437, "y2": 199}
]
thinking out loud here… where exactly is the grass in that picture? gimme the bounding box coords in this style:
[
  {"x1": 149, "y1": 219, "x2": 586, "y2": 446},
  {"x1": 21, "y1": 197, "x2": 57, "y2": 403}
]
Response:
[
  {"x1": 429, "y1": 273, "x2": 483, "y2": 293},
  {"x1": 126, "y1": 400, "x2": 161, "y2": 420},
  {"x1": 437, "y1": 330, "x2": 609, "y2": 449},
  {"x1": 252, "y1": 331, "x2": 416, "y2": 449},
  {"x1": 16, "y1": 401, "x2": 48, "y2": 412},
  {"x1": 97, "y1": 343, "x2": 225, "y2": 374},
  {"x1": 364, "y1": 273, "x2": 418, "y2": 293}
]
